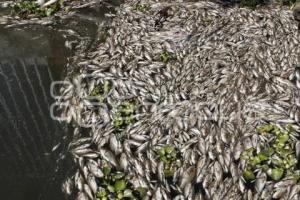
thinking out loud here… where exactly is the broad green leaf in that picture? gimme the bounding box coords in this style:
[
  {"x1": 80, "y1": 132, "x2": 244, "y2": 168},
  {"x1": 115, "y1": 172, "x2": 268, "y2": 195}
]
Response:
[
  {"x1": 164, "y1": 169, "x2": 174, "y2": 177},
  {"x1": 107, "y1": 184, "x2": 115, "y2": 193},
  {"x1": 103, "y1": 166, "x2": 111, "y2": 176},
  {"x1": 123, "y1": 189, "x2": 133, "y2": 197},
  {"x1": 249, "y1": 156, "x2": 261, "y2": 166},
  {"x1": 271, "y1": 168, "x2": 284, "y2": 181},
  {"x1": 278, "y1": 134, "x2": 289, "y2": 144},
  {"x1": 243, "y1": 170, "x2": 255, "y2": 181},
  {"x1": 136, "y1": 187, "x2": 147, "y2": 197},
  {"x1": 257, "y1": 153, "x2": 269, "y2": 162},
  {"x1": 165, "y1": 145, "x2": 175, "y2": 154},
  {"x1": 115, "y1": 180, "x2": 126, "y2": 192},
  {"x1": 261, "y1": 147, "x2": 274, "y2": 157},
  {"x1": 158, "y1": 148, "x2": 165, "y2": 156}
]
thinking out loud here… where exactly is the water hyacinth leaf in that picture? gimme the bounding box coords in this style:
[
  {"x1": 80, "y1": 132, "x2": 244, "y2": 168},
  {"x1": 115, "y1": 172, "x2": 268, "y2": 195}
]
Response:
[
  {"x1": 284, "y1": 155, "x2": 297, "y2": 169},
  {"x1": 257, "y1": 124, "x2": 274, "y2": 135},
  {"x1": 160, "y1": 52, "x2": 169, "y2": 63},
  {"x1": 292, "y1": 170, "x2": 300, "y2": 182},
  {"x1": 271, "y1": 168, "x2": 284, "y2": 181},
  {"x1": 274, "y1": 142, "x2": 285, "y2": 149},
  {"x1": 261, "y1": 165, "x2": 269, "y2": 172},
  {"x1": 124, "y1": 105, "x2": 135, "y2": 116},
  {"x1": 165, "y1": 145, "x2": 175, "y2": 154},
  {"x1": 160, "y1": 155, "x2": 170, "y2": 164},
  {"x1": 136, "y1": 187, "x2": 147, "y2": 198},
  {"x1": 287, "y1": 124, "x2": 294, "y2": 132},
  {"x1": 261, "y1": 147, "x2": 274, "y2": 157},
  {"x1": 164, "y1": 169, "x2": 175, "y2": 177},
  {"x1": 107, "y1": 184, "x2": 115, "y2": 193},
  {"x1": 113, "y1": 117, "x2": 123, "y2": 129},
  {"x1": 241, "y1": 147, "x2": 255, "y2": 160},
  {"x1": 257, "y1": 153, "x2": 269, "y2": 162},
  {"x1": 45, "y1": 8, "x2": 54, "y2": 16},
  {"x1": 114, "y1": 180, "x2": 126, "y2": 192},
  {"x1": 125, "y1": 116, "x2": 134, "y2": 125},
  {"x1": 123, "y1": 189, "x2": 133, "y2": 198},
  {"x1": 91, "y1": 86, "x2": 103, "y2": 97},
  {"x1": 113, "y1": 172, "x2": 125, "y2": 180},
  {"x1": 158, "y1": 148, "x2": 166, "y2": 157},
  {"x1": 135, "y1": 4, "x2": 151, "y2": 12},
  {"x1": 278, "y1": 134, "x2": 289, "y2": 144},
  {"x1": 243, "y1": 170, "x2": 256, "y2": 181},
  {"x1": 272, "y1": 158, "x2": 283, "y2": 167},
  {"x1": 249, "y1": 156, "x2": 262, "y2": 166},
  {"x1": 12, "y1": 0, "x2": 63, "y2": 18},
  {"x1": 103, "y1": 166, "x2": 111, "y2": 176},
  {"x1": 278, "y1": 148, "x2": 293, "y2": 157},
  {"x1": 96, "y1": 191, "x2": 107, "y2": 198},
  {"x1": 117, "y1": 192, "x2": 123, "y2": 199}
]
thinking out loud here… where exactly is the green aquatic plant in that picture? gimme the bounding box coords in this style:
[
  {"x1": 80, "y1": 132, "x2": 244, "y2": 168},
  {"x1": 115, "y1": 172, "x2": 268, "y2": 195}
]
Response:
[
  {"x1": 160, "y1": 52, "x2": 170, "y2": 63},
  {"x1": 160, "y1": 51, "x2": 177, "y2": 63},
  {"x1": 12, "y1": 0, "x2": 64, "y2": 18},
  {"x1": 113, "y1": 101, "x2": 136, "y2": 131},
  {"x1": 156, "y1": 145, "x2": 181, "y2": 178},
  {"x1": 134, "y1": 4, "x2": 151, "y2": 13},
  {"x1": 90, "y1": 81, "x2": 112, "y2": 102},
  {"x1": 241, "y1": 124, "x2": 299, "y2": 183},
  {"x1": 95, "y1": 164, "x2": 147, "y2": 200}
]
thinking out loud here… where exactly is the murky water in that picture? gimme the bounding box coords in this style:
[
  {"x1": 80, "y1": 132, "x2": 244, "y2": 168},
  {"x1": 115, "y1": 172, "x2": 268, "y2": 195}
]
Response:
[
  {"x1": 0, "y1": 2, "x2": 118, "y2": 199},
  {"x1": 0, "y1": 8, "x2": 103, "y2": 200},
  {"x1": 0, "y1": 25, "x2": 72, "y2": 200}
]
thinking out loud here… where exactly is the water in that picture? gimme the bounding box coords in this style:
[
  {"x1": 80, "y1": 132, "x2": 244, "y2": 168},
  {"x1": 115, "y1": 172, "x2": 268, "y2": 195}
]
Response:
[
  {"x1": 0, "y1": 25, "x2": 72, "y2": 200},
  {"x1": 0, "y1": 3, "x2": 118, "y2": 199}
]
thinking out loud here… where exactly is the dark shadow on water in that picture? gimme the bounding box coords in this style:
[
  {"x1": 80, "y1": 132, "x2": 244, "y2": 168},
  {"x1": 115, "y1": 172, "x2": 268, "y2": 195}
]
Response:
[
  {"x1": 0, "y1": 1, "x2": 119, "y2": 199},
  {"x1": 0, "y1": 25, "x2": 73, "y2": 200}
]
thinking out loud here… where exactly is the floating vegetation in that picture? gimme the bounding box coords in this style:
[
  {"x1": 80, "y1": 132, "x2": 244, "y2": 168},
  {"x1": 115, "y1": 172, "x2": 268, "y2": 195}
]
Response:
[
  {"x1": 112, "y1": 101, "x2": 136, "y2": 131},
  {"x1": 160, "y1": 51, "x2": 176, "y2": 63},
  {"x1": 89, "y1": 81, "x2": 111, "y2": 102},
  {"x1": 134, "y1": 4, "x2": 151, "y2": 13},
  {"x1": 241, "y1": 124, "x2": 299, "y2": 182},
  {"x1": 160, "y1": 52, "x2": 170, "y2": 63},
  {"x1": 12, "y1": 0, "x2": 64, "y2": 18},
  {"x1": 156, "y1": 145, "x2": 181, "y2": 178},
  {"x1": 95, "y1": 164, "x2": 147, "y2": 200}
]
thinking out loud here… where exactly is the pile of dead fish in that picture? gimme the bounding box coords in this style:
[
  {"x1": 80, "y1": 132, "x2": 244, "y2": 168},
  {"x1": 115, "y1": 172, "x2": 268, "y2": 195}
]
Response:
[{"x1": 56, "y1": 1, "x2": 300, "y2": 199}]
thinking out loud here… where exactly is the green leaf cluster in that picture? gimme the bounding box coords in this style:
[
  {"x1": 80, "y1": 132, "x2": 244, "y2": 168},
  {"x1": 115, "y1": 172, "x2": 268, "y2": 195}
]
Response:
[
  {"x1": 12, "y1": 0, "x2": 64, "y2": 18},
  {"x1": 134, "y1": 4, "x2": 151, "y2": 13},
  {"x1": 156, "y1": 145, "x2": 181, "y2": 178},
  {"x1": 96, "y1": 165, "x2": 146, "y2": 200},
  {"x1": 90, "y1": 81, "x2": 111, "y2": 102},
  {"x1": 113, "y1": 101, "x2": 136, "y2": 131},
  {"x1": 241, "y1": 124, "x2": 298, "y2": 182},
  {"x1": 160, "y1": 52, "x2": 170, "y2": 63}
]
